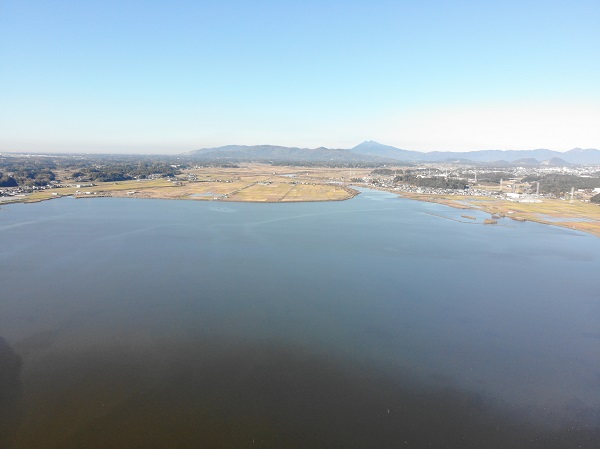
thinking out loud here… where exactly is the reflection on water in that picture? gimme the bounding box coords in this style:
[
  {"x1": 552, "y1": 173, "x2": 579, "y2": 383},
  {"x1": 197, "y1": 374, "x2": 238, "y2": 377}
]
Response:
[{"x1": 0, "y1": 337, "x2": 23, "y2": 448}]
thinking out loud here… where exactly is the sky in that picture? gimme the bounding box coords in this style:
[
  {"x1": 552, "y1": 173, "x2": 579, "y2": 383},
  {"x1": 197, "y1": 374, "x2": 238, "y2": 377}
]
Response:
[{"x1": 1, "y1": 0, "x2": 599, "y2": 154}]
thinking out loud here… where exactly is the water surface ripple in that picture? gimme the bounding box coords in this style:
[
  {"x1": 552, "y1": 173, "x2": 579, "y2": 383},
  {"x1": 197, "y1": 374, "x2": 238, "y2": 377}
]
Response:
[{"x1": 1, "y1": 189, "x2": 599, "y2": 448}]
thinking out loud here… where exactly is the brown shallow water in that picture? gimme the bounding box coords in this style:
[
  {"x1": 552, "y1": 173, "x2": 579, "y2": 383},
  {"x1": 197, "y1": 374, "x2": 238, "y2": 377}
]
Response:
[{"x1": 3, "y1": 338, "x2": 599, "y2": 449}]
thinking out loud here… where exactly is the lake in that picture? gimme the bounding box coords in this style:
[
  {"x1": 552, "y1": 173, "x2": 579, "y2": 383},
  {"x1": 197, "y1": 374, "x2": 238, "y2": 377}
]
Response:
[{"x1": 1, "y1": 189, "x2": 599, "y2": 448}]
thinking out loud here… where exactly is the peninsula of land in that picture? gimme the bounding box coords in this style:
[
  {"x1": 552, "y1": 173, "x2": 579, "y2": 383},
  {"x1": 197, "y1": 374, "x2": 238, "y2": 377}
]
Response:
[{"x1": 2, "y1": 150, "x2": 600, "y2": 238}]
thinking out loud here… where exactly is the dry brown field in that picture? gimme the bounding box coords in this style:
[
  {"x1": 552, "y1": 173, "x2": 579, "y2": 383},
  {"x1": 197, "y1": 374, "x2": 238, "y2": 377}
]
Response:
[{"x1": 18, "y1": 164, "x2": 358, "y2": 204}]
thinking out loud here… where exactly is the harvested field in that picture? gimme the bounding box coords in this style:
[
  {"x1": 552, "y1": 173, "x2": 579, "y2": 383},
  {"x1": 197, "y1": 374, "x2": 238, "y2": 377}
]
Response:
[{"x1": 18, "y1": 166, "x2": 357, "y2": 204}]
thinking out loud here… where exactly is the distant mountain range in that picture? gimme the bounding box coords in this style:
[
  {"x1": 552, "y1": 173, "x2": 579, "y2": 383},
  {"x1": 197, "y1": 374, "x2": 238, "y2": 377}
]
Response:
[
  {"x1": 185, "y1": 144, "x2": 390, "y2": 163},
  {"x1": 185, "y1": 141, "x2": 600, "y2": 165}
]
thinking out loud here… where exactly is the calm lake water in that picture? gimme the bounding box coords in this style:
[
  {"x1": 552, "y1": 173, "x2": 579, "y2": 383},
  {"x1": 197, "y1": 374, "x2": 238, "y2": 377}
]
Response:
[{"x1": 1, "y1": 189, "x2": 599, "y2": 448}]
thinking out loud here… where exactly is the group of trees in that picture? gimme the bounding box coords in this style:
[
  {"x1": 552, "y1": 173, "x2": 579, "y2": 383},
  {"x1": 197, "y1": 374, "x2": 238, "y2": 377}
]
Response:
[
  {"x1": 393, "y1": 174, "x2": 467, "y2": 189},
  {"x1": 0, "y1": 168, "x2": 55, "y2": 187},
  {"x1": 522, "y1": 174, "x2": 600, "y2": 196},
  {"x1": 1, "y1": 155, "x2": 184, "y2": 187},
  {"x1": 0, "y1": 172, "x2": 18, "y2": 187},
  {"x1": 1, "y1": 156, "x2": 58, "y2": 187},
  {"x1": 71, "y1": 167, "x2": 131, "y2": 182},
  {"x1": 367, "y1": 167, "x2": 468, "y2": 189},
  {"x1": 370, "y1": 168, "x2": 395, "y2": 175},
  {"x1": 71, "y1": 162, "x2": 180, "y2": 182},
  {"x1": 476, "y1": 171, "x2": 513, "y2": 185}
]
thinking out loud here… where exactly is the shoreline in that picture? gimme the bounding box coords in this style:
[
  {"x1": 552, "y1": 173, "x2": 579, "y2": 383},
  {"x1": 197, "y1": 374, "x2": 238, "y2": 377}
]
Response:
[
  {"x1": 5, "y1": 184, "x2": 360, "y2": 205},
  {"x1": 362, "y1": 185, "x2": 600, "y2": 238},
  {"x1": 4, "y1": 183, "x2": 599, "y2": 238}
]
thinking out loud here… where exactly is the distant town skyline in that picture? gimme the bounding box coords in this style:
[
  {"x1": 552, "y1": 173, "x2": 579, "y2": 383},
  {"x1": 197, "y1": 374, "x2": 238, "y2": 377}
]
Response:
[{"x1": 1, "y1": 0, "x2": 599, "y2": 154}]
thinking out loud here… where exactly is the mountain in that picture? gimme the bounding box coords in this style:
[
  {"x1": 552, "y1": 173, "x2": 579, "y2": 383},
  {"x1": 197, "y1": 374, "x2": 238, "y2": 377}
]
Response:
[
  {"x1": 512, "y1": 158, "x2": 540, "y2": 166},
  {"x1": 348, "y1": 142, "x2": 567, "y2": 163},
  {"x1": 563, "y1": 148, "x2": 600, "y2": 165},
  {"x1": 443, "y1": 149, "x2": 560, "y2": 163},
  {"x1": 185, "y1": 145, "x2": 391, "y2": 163},
  {"x1": 349, "y1": 141, "x2": 422, "y2": 161},
  {"x1": 540, "y1": 157, "x2": 570, "y2": 166},
  {"x1": 349, "y1": 142, "x2": 600, "y2": 164},
  {"x1": 185, "y1": 142, "x2": 600, "y2": 165}
]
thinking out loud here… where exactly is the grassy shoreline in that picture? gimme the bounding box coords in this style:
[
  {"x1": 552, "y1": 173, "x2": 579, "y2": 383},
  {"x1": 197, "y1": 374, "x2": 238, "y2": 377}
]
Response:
[
  {"x1": 4, "y1": 170, "x2": 598, "y2": 238},
  {"x1": 379, "y1": 188, "x2": 600, "y2": 238}
]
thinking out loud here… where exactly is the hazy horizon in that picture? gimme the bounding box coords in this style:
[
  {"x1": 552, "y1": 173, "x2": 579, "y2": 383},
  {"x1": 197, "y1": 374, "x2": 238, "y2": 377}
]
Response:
[
  {"x1": 1, "y1": 1, "x2": 599, "y2": 154},
  {"x1": 1, "y1": 141, "x2": 599, "y2": 157}
]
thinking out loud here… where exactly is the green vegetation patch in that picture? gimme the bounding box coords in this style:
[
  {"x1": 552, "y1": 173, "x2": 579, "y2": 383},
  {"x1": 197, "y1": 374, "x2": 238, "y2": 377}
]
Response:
[{"x1": 522, "y1": 174, "x2": 600, "y2": 196}]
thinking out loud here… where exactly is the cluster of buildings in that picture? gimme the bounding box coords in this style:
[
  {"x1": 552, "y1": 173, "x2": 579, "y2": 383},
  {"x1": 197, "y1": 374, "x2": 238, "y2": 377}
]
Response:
[
  {"x1": 352, "y1": 163, "x2": 600, "y2": 203},
  {"x1": 390, "y1": 184, "x2": 505, "y2": 199}
]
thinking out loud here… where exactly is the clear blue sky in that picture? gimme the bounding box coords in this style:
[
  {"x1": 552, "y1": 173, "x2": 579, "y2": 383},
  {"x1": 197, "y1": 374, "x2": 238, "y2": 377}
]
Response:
[{"x1": 1, "y1": 0, "x2": 599, "y2": 154}]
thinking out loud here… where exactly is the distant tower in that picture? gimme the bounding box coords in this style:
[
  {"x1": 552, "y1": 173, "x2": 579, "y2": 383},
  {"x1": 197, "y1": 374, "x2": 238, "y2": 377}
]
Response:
[
  {"x1": 570, "y1": 186, "x2": 574, "y2": 202},
  {"x1": 500, "y1": 178, "x2": 503, "y2": 189},
  {"x1": 536, "y1": 181, "x2": 540, "y2": 196},
  {"x1": 474, "y1": 170, "x2": 477, "y2": 183}
]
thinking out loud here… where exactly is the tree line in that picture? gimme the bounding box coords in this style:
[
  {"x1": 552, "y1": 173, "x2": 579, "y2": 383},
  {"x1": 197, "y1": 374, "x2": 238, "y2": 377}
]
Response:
[
  {"x1": 393, "y1": 174, "x2": 467, "y2": 189},
  {"x1": 1, "y1": 155, "x2": 183, "y2": 187},
  {"x1": 522, "y1": 174, "x2": 600, "y2": 196}
]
